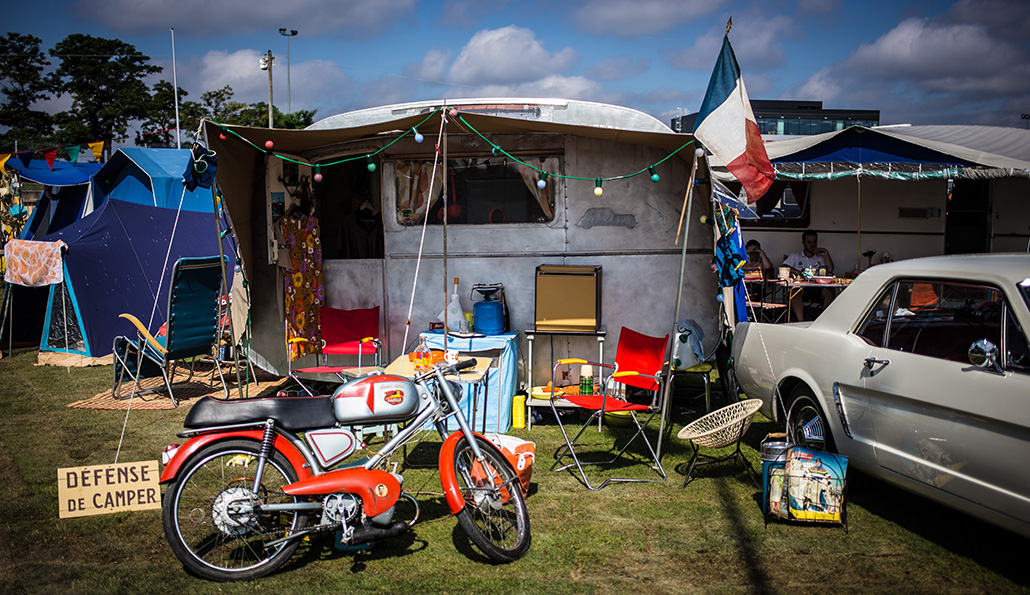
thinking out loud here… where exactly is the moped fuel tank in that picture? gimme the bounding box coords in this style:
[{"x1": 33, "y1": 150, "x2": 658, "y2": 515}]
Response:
[{"x1": 332, "y1": 374, "x2": 419, "y2": 424}]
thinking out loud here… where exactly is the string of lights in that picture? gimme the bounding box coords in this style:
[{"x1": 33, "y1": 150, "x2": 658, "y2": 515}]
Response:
[{"x1": 212, "y1": 106, "x2": 697, "y2": 194}]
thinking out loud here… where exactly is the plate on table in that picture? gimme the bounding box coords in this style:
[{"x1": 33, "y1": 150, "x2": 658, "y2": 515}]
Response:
[{"x1": 812, "y1": 276, "x2": 834, "y2": 284}]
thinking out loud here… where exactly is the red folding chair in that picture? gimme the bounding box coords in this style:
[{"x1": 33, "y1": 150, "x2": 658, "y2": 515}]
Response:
[
  {"x1": 549, "y1": 327, "x2": 669, "y2": 489},
  {"x1": 288, "y1": 306, "x2": 382, "y2": 394}
]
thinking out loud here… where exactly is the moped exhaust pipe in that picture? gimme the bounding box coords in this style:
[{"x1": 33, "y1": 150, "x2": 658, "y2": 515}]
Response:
[{"x1": 348, "y1": 520, "x2": 409, "y2": 545}]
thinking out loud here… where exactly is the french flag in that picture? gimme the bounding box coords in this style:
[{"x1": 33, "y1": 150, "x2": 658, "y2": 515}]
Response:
[{"x1": 693, "y1": 35, "x2": 774, "y2": 204}]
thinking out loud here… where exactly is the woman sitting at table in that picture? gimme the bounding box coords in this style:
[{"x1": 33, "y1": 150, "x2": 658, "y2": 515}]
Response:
[{"x1": 783, "y1": 230, "x2": 836, "y2": 321}]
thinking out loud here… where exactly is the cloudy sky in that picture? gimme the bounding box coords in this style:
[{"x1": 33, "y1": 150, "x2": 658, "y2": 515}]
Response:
[{"x1": 6, "y1": 0, "x2": 1030, "y2": 131}]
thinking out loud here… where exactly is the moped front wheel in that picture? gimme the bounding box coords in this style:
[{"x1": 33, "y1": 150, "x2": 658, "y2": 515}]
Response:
[
  {"x1": 162, "y1": 439, "x2": 308, "y2": 581},
  {"x1": 451, "y1": 436, "x2": 531, "y2": 562}
]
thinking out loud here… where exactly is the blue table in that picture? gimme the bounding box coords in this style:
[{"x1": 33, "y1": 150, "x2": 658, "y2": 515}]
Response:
[{"x1": 422, "y1": 331, "x2": 519, "y2": 433}]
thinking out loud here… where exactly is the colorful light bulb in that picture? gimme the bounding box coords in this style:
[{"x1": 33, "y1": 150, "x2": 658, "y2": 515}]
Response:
[{"x1": 593, "y1": 178, "x2": 603, "y2": 197}]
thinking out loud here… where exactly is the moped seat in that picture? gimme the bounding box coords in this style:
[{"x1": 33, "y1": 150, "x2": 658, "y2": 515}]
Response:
[{"x1": 184, "y1": 393, "x2": 336, "y2": 431}]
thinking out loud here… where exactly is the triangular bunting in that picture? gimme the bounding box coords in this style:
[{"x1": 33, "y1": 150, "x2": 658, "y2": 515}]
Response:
[
  {"x1": 88, "y1": 141, "x2": 104, "y2": 162},
  {"x1": 17, "y1": 152, "x2": 33, "y2": 168},
  {"x1": 65, "y1": 145, "x2": 82, "y2": 164},
  {"x1": 0, "y1": 153, "x2": 9, "y2": 175},
  {"x1": 43, "y1": 149, "x2": 57, "y2": 170}
]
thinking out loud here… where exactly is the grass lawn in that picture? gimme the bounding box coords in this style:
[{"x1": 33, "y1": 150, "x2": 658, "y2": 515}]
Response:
[{"x1": 0, "y1": 345, "x2": 1027, "y2": 594}]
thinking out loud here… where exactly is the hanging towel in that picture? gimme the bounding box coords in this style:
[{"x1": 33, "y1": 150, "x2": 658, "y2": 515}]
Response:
[{"x1": 3, "y1": 239, "x2": 67, "y2": 287}]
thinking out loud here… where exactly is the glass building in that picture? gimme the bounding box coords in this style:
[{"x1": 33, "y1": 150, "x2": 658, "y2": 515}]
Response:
[{"x1": 672, "y1": 100, "x2": 879, "y2": 135}]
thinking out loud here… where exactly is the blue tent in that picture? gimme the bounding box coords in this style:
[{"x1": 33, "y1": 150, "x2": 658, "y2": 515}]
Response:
[
  {"x1": 6, "y1": 159, "x2": 102, "y2": 240},
  {"x1": 3, "y1": 149, "x2": 228, "y2": 357},
  {"x1": 91, "y1": 148, "x2": 215, "y2": 213},
  {"x1": 38, "y1": 198, "x2": 225, "y2": 358}
]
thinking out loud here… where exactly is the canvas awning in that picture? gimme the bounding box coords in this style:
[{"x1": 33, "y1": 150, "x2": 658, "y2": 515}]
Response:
[
  {"x1": 202, "y1": 108, "x2": 697, "y2": 277},
  {"x1": 711, "y1": 125, "x2": 1030, "y2": 182}
]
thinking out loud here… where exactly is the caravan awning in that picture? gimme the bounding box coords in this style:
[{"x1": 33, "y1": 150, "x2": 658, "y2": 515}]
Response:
[
  {"x1": 712, "y1": 125, "x2": 1030, "y2": 182},
  {"x1": 203, "y1": 108, "x2": 697, "y2": 275}
]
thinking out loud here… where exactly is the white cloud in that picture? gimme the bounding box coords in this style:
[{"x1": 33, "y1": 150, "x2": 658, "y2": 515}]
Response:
[
  {"x1": 445, "y1": 26, "x2": 578, "y2": 86},
  {"x1": 587, "y1": 57, "x2": 649, "y2": 81},
  {"x1": 571, "y1": 0, "x2": 727, "y2": 37},
  {"x1": 437, "y1": 0, "x2": 512, "y2": 28},
  {"x1": 73, "y1": 0, "x2": 417, "y2": 38},
  {"x1": 663, "y1": 16, "x2": 794, "y2": 71},
  {"x1": 788, "y1": 10, "x2": 1030, "y2": 125},
  {"x1": 441, "y1": 75, "x2": 603, "y2": 102},
  {"x1": 167, "y1": 50, "x2": 350, "y2": 116},
  {"x1": 407, "y1": 49, "x2": 452, "y2": 83}
]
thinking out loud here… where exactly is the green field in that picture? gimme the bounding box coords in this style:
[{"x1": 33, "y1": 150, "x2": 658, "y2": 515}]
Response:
[{"x1": 1, "y1": 346, "x2": 1026, "y2": 594}]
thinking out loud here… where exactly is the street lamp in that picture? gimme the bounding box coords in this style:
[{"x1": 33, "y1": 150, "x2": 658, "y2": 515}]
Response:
[
  {"x1": 279, "y1": 28, "x2": 297, "y2": 114},
  {"x1": 259, "y1": 50, "x2": 273, "y2": 128}
]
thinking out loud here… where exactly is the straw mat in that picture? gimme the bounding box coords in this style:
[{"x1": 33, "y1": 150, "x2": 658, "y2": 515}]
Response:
[{"x1": 68, "y1": 364, "x2": 287, "y2": 411}]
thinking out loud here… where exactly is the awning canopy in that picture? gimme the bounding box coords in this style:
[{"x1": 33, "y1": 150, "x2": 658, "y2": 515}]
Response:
[
  {"x1": 203, "y1": 105, "x2": 697, "y2": 275},
  {"x1": 713, "y1": 124, "x2": 1030, "y2": 182},
  {"x1": 5, "y1": 159, "x2": 101, "y2": 186}
]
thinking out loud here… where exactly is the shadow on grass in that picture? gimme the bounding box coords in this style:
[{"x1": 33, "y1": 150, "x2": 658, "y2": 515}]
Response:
[{"x1": 846, "y1": 469, "x2": 1029, "y2": 586}]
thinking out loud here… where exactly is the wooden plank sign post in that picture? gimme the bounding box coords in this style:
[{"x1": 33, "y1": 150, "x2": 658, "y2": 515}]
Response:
[{"x1": 58, "y1": 461, "x2": 161, "y2": 518}]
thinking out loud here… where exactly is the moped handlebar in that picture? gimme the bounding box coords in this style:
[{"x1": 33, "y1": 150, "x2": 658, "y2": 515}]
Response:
[
  {"x1": 414, "y1": 357, "x2": 479, "y2": 383},
  {"x1": 451, "y1": 358, "x2": 477, "y2": 373}
]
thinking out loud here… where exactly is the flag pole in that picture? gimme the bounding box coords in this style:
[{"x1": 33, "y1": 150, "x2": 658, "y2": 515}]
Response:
[{"x1": 171, "y1": 28, "x2": 181, "y2": 149}]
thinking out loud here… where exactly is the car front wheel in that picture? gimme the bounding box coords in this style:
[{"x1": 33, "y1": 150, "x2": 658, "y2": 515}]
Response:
[{"x1": 786, "y1": 385, "x2": 835, "y2": 452}]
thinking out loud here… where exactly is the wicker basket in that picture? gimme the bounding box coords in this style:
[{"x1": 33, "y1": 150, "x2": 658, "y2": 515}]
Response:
[{"x1": 677, "y1": 399, "x2": 763, "y2": 448}]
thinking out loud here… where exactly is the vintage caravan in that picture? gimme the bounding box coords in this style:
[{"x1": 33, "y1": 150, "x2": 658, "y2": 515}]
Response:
[{"x1": 204, "y1": 99, "x2": 720, "y2": 389}]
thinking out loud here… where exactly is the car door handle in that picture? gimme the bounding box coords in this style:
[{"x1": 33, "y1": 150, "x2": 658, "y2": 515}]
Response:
[{"x1": 863, "y1": 357, "x2": 890, "y2": 369}]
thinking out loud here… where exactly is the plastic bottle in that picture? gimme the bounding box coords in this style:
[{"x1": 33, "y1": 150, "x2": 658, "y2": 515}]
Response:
[
  {"x1": 446, "y1": 277, "x2": 467, "y2": 332},
  {"x1": 415, "y1": 337, "x2": 430, "y2": 370},
  {"x1": 511, "y1": 393, "x2": 527, "y2": 429}
]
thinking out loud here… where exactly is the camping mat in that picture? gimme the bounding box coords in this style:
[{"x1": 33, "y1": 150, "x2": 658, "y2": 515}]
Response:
[{"x1": 69, "y1": 365, "x2": 287, "y2": 411}]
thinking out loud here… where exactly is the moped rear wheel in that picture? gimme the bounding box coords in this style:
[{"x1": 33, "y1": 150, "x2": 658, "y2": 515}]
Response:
[
  {"x1": 451, "y1": 436, "x2": 531, "y2": 562},
  {"x1": 162, "y1": 439, "x2": 308, "y2": 581}
]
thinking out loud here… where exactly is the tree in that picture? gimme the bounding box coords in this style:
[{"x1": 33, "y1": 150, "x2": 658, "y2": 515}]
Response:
[
  {"x1": 230, "y1": 102, "x2": 316, "y2": 129},
  {"x1": 200, "y1": 86, "x2": 247, "y2": 124},
  {"x1": 49, "y1": 34, "x2": 160, "y2": 148},
  {"x1": 136, "y1": 80, "x2": 204, "y2": 148},
  {"x1": 0, "y1": 33, "x2": 55, "y2": 152}
]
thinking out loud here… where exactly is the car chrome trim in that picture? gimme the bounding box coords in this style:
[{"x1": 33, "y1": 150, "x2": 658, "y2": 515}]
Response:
[{"x1": 831, "y1": 382, "x2": 853, "y2": 439}]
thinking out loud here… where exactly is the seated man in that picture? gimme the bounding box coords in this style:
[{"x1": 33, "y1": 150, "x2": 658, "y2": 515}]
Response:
[
  {"x1": 783, "y1": 230, "x2": 836, "y2": 321},
  {"x1": 745, "y1": 239, "x2": 775, "y2": 279}
]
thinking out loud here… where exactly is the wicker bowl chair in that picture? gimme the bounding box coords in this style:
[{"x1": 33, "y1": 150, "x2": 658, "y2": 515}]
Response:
[{"x1": 677, "y1": 398, "x2": 763, "y2": 488}]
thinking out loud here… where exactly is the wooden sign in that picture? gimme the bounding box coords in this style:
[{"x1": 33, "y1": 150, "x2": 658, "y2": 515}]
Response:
[{"x1": 58, "y1": 461, "x2": 161, "y2": 518}]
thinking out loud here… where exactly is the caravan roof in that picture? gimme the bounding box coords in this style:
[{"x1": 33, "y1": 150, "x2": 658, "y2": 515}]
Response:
[{"x1": 308, "y1": 98, "x2": 673, "y2": 134}]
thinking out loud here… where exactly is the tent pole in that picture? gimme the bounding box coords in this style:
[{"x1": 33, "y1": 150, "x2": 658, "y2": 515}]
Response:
[
  {"x1": 61, "y1": 281, "x2": 70, "y2": 372},
  {"x1": 657, "y1": 150, "x2": 702, "y2": 463},
  {"x1": 442, "y1": 109, "x2": 449, "y2": 343},
  {"x1": 857, "y1": 174, "x2": 862, "y2": 273},
  {"x1": 2, "y1": 285, "x2": 11, "y2": 357},
  {"x1": 212, "y1": 186, "x2": 244, "y2": 397},
  {"x1": 203, "y1": 123, "x2": 244, "y2": 396}
]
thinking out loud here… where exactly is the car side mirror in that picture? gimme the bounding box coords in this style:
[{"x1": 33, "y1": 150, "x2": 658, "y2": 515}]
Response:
[{"x1": 968, "y1": 339, "x2": 1003, "y2": 372}]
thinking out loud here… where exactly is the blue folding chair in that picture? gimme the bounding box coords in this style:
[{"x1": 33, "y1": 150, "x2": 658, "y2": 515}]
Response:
[{"x1": 112, "y1": 256, "x2": 228, "y2": 406}]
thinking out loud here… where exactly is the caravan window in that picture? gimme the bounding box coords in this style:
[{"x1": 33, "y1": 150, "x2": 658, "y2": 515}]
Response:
[
  {"x1": 392, "y1": 157, "x2": 558, "y2": 226},
  {"x1": 734, "y1": 180, "x2": 812, "y2": 228}
]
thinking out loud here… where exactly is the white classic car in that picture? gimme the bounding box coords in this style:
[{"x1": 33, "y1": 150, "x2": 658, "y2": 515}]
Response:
[{"x1": 732, "y1": 254, "x2": 1030, "y2": 537}]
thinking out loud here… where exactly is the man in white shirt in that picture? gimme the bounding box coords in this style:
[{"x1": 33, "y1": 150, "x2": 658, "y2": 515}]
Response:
[{"x1": 783, "y1": 230, "x2": 835, "y2": 321}]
